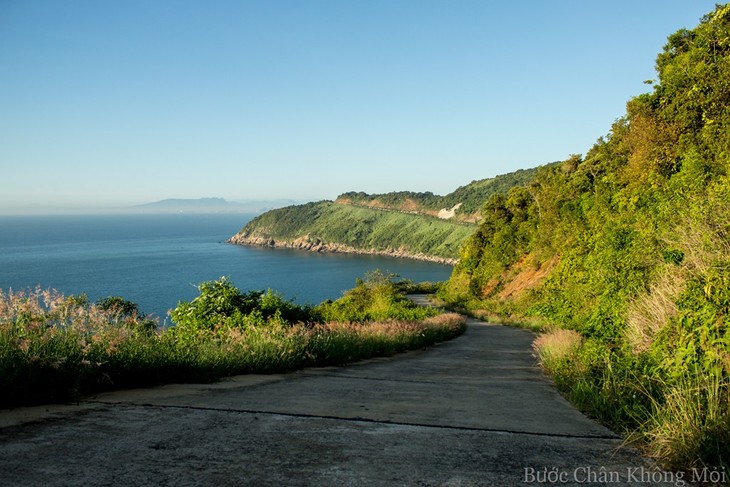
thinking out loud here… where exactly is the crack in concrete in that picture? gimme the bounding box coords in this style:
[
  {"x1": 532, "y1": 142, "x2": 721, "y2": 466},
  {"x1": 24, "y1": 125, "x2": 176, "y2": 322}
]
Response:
[{"x1": 86, "y1": 399, "x2": 620, "y2": 440}]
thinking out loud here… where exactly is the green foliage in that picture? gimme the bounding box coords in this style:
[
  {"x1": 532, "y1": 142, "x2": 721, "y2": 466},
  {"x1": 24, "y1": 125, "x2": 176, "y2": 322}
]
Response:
[
  {"x1": 316, "y1": 270, "x2": 439, "y2": 323},
  {"x1": 442, "y1": 3, "x2": 730, "y2": 471},
  {"x1": 96, "y1": 296, "x2": 142, "y2": 317},
  {"x1": 656, "y1": 265, "x2": 730, "y2": 378},
  {"x1": 96, "y1": 296, "x2": 157, "y2": 332},
  {"x1": 169, "y1": 277, "x2": 312, "y2": 339}
]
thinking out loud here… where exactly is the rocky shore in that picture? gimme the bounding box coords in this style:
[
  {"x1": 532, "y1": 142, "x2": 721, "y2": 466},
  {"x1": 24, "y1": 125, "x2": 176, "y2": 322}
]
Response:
[{"x1": 227, "y1": 233, "x2": 457, "y2": 265}]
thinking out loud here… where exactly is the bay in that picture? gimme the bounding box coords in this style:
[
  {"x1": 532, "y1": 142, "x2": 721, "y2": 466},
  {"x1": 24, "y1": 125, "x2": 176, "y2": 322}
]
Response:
[{"x1": 0, "y1": 214, "x2": 453, "y2": 323}]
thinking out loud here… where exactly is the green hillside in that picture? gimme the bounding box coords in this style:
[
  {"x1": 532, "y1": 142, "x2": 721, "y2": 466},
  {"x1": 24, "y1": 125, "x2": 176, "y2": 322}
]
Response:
[
  {"x1": 230, "y1": 166, "x2": 546, "y2": 262},
  {"x1": 230, "y1": 201, "x2": 474, "y2": 262},
  {"x1": 441, "y1": 4, "x2": 730, "y2": 470}
]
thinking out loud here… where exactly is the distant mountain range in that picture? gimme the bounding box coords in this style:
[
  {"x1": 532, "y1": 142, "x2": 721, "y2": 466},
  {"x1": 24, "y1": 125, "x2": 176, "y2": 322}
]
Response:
[{"x1": 131, "y1": 197, "x2": 300, "y2": 214}]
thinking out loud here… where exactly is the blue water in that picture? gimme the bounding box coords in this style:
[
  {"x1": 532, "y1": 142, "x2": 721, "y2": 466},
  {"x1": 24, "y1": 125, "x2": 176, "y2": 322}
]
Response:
[{"x1": 0, "y1": 214, "x2": 453, "y2": 322}]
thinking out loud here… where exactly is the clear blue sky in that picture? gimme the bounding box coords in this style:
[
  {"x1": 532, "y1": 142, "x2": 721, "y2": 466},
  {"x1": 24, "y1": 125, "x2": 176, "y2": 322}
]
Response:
[{"x1": 0, "y1": 0, "x2": 720, "y2": 214}]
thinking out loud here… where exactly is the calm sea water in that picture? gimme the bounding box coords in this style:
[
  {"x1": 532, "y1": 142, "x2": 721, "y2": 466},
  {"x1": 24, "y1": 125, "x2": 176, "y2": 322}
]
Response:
[{"x1": 0, "y1": 214, "x2": 453, "y2": 322}]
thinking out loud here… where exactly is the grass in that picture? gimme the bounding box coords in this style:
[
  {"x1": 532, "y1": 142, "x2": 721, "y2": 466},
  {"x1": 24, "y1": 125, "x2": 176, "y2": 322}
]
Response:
[
  {"x1": 637, "y1": 373, "x2": 730, "y2": 471},
  {"x1": 532, "y1": 328, "x2": 582, "y2": 372},
  {"x1": 0, "y1": 286, "x2": 466, "y2": 408},
  {"x1": 443, "y1": 274, "x2": 730, "y2": 473},
  {"x1": 532, "y1": 323, "x2": 730, "y2": 474}
]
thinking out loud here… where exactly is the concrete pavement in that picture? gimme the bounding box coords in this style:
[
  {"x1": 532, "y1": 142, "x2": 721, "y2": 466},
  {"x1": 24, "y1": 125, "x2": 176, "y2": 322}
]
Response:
[{"x1": 0, "y1": 296, "x2": 667, "y2": 486}]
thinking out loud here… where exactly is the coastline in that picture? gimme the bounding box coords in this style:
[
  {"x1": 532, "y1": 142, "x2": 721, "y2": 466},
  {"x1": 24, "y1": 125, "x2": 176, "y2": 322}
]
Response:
[{"x1": 227, "y1": 233, "x2": 458, "y2": 266}]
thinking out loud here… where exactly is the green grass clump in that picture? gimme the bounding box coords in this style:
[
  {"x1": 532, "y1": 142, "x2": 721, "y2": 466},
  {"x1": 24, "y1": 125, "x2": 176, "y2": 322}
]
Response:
[
  {"x1": 532, "y1": 325, "x2": 730, "y2": 472},
  {"x1": 0, "y1": 275, "x2": 465, "y2": 408}
]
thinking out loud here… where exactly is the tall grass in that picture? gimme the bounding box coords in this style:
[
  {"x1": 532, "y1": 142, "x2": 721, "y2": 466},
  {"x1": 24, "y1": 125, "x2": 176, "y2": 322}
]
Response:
[
  {"x1": 532, "y1": 328, "x2": 582, "y2": 373},
  {"x1": 533, "y1": 325, "x2": 730, "y2": 472},
  {"x1": 0, "y1": 286, "x2": 465, "y2": 408},
  {"x1": 639, "y1": 373, "x2": 730, "y2": 471}
]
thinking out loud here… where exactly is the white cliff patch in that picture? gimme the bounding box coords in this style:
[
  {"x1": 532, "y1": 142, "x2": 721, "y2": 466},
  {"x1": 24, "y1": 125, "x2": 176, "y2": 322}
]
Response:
[{"x1": 437, "y1": 203, "x2": 462, "y2": 220}]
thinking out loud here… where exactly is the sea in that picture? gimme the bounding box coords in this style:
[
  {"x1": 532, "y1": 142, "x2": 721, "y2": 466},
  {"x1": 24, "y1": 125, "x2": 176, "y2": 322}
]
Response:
[{"x1": 0, "y1": 214, "x2": 453, "y2": 324}]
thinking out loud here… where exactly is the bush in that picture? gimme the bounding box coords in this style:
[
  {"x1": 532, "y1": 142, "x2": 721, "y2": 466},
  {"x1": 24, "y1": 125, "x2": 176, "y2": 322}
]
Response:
[
  {"x1": 315, "y1": 270, "x2": 439, "y2": 323},
  {"x1": 170, "y1": 277, "x2": 313, "y2": 332},
  {"x1": 96, "y1": 296, "x2": 157, "y2": 332}
]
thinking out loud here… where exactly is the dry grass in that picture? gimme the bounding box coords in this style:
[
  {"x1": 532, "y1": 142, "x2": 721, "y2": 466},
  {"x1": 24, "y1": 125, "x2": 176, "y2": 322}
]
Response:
[
  {"x1": 627, "y1": 191, "x2": 730, "y2": 354},
  {"x1": 497, "y1": 255, "x2": 559, "y2": 300},
  {"x1": 639, "y1": 374, "x2": 730, "y2": 471},
  {"x1": 532, "y1": 328, "x2": 583, "y2": 372},
  {"x1": 626, "y1": 266, "x2": 684, "y2": 353}
]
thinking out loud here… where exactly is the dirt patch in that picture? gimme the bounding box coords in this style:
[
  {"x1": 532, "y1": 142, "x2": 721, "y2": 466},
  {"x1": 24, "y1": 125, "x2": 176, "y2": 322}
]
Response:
[
  {"x1": 366, "y1": 199, "x2": 383, "y2": 208},
  {"x1": 497, "y1": 255, "x2": 559, "y2": 300},
  {"x1": 401, "y1": 198, "x2": 421, "y2": 212},
  {"x1": 480, "y1": 278, "x2": 500, "y2": 297}
]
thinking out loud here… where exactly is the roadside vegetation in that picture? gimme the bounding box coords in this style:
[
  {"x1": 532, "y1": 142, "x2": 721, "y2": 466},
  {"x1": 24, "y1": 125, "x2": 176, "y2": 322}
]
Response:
[
  {"x1": 0, "y1": 272, "x2": 464, "y2": 408},
  {"x1": 439, "y1": 4, "x2": 730, "y2": 472}
]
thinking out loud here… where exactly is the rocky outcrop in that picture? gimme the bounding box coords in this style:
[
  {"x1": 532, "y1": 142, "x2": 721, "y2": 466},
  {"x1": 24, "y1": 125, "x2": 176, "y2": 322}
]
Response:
[{"x1": 227, "y1": 232, "x2": 457, "y2": 265}]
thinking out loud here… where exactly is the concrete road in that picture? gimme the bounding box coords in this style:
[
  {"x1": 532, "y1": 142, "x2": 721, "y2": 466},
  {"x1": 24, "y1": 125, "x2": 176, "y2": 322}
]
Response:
[{"x1": 0, "y1": 296, "x2": 667, "y2": 486}]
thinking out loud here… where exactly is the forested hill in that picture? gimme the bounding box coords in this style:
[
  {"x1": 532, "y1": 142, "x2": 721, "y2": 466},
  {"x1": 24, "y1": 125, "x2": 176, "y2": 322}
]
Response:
[
  {"x1": 441, "y1": 4, "x2": 730, "y2": 470},
  {"x1": 228, "y1": 165, "x2": 547, "y2": 263},
  {"x1": 336, "y1": 165, "x2": 549, "y2": 223}
]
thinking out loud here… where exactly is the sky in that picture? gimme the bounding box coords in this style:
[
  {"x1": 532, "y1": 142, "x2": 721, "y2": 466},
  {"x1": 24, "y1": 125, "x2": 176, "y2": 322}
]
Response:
[{"x1": 0, "y1": 0, "x2": 721, "y2": 214}]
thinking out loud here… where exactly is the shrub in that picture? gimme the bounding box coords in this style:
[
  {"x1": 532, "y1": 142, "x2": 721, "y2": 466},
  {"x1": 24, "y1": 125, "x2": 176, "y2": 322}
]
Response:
[
  {"x1": 169, "y1": 277, "x2": 313, "y2": 333},
  {"x1": 316, "y1": 270, "x2": 439, "y2": 323},
  {"x1": 96, "y1": 296, "x2": 157, "y2": 332}
]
